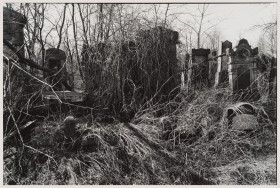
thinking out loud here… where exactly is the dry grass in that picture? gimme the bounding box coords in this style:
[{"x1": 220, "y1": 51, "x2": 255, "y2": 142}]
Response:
[
  {"x1": 4, "y1": 117, "x2": 176, "y2": 185},
  {"x1": 159, "y1": 86, "x2": 276, "y2": 184},
  {"x1": 3, "y1": 72, "x2": 276, "y2": 185},
  {"x1": 210, "y1": 154, "x2": 276, "y2": 184}
]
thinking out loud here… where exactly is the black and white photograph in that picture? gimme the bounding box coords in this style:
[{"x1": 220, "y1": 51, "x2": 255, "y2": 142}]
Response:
[{"x1": 2, "y1": 1, "x2": 277, "y2": 185}]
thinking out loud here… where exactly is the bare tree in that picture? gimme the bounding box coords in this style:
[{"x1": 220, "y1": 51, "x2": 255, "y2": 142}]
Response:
[
  {"x1": 175, "y1": 4, "x2": 223, "y2": 49},
  {"x1": 57, "y1": 4, "x2": 67, "y2": 49},
  {"x1": 257, "y1": 16, "x2": 277, "y2": 56}
]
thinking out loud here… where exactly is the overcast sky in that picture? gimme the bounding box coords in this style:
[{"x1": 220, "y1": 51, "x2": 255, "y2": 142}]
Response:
[
  {"x1": 3, "y1": 2, "x2": 276, "y2": 49},
  {"x1": 165, "y1": 3, "x2": 277, "y2": 48},
  {"x1": 208, "y1": 3, "x2": 276, "y2": 47},
  {"x1": 129, "y1": 3, "x2": 277, "y2": 48}
]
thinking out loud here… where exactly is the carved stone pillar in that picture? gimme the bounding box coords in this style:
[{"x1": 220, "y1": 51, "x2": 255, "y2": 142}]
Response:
[
  {"x1": 214, "y1": 44, "x2": 222, "y2": 88},
  {"x1": 228, "y1": 56, "x2": 237, "y2": 91},
  {"x1": 186, "y1": 54, "x2": 193, "y2": 91}
]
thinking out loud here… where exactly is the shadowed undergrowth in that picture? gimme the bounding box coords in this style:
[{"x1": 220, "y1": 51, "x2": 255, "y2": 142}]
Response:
[{"x1": 3, "y1": 86, "x2": 276, "y2": 185}]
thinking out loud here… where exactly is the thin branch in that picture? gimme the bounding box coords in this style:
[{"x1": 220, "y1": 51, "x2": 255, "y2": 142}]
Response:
[
  {"x1": 163, "y1": 4, "x2": 169, "y2": 27},
  {"x1": 57, "y1": 4, "x2": 68, "y2": 49}
]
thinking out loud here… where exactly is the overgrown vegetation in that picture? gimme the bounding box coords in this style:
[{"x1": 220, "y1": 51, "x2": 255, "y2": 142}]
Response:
[
  {"x1": 3, "y1": 3, "x2": 276, "y2": 185},
  {"x1": 3, "y1": 74, "x2": 276, "y2": 184}
]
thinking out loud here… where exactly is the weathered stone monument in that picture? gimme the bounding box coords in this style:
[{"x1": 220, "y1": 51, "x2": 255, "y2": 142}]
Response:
[
  {"x1": 80, "y1": 26, "x2": 180, "y2": 113},
  {"x1": 214, "y1": 39, "x2": 260, "y2": 100},
  {"x1": 228, "y1": 39, "x2": 259, "y2": 93},
  {"x1": 135, "y1": 26, "x2": 180, "y2": 100},
  {"x1": 45, "y1": 48, "x2": 67, "y2": 91},
  {"x1": 208, "y1": 50, "x2": 218, "y2": 86},
  {"x1": 269, "y1": 57, "x2": 277, "y2": 95},
  {"x1": 3, "y1": 8, "x2": 27, "y2": 102},
  {"x1": 214, "y1": 40, "x2": 233, "y2": 87},
  {"x1": 3, "y1": 7, "x2": 27, "y2": 57},
  {"x1": 43, "y1": 48, "x2": 85, "y2": 102},
  {"x1": 190, "y1": 48, "x2": 211, "y2": 89}
]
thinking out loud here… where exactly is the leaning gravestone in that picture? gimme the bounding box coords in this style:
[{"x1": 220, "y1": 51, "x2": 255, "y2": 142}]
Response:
[{"x1": 227, "y1": 102, "x2": 259, "y2": 131}]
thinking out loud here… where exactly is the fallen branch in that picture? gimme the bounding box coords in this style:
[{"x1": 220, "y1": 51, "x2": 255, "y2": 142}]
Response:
[
  {"x1": 123, "y1": 122, "x2": 180, "y2": 164},
  {"x1": 122, "y1": 122, "x2": 215, "y2": 184}
]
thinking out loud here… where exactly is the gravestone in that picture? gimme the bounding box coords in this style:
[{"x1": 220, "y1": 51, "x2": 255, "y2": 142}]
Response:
[
  {"x1": 135, "y1": 26, "x2": 180, "y2": 101},
  {"x1": 186, "y1": 53, "x2": 192, "y2": 91},
  {"x1": 3, "y1": 7, "x2": 27, "y2": 57},
  {"x1": 228, "y1": 39, "x2": 259, "y2": 94},
  {"x1": 232, "y1": 114, "x2": 258, "y2": 131},
  {"x1": 215, "y1": 40, "x2": 233, "y2": 87},
  {"x1": 269, "y1": 57, "x2": 277, "y2": 95},
  {"x1": 45, "y1": 48, "x2": 67, "y2": 90},
  {"x1": 191, "y1": 48, "x2": 210, "y2": 89},
  {"x1": 208, "y1": 50, "x2": 218, "y2": 86},
  {"x1": 226, "y1": 102, "x2": 270, "y2": 131},
  {"x1": 220, "y1": 41, "x2": 233, "y2": 84},
  {"x1": 222, "y1": 40, "x2": 232, "y2": 53},
  {"x1": 222, "y1": 41, "x2": 232, "y2": 71}
]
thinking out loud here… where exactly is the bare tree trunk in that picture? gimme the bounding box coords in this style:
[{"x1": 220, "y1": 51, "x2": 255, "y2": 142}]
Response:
[
  {"x1": 163, "y1": 4, "x2": 169, "y2": 27},
  {"x1": 105, "y1": 4, "x2": 114, "y2": 41},
  {"x1": 98, "y1": 4, "x2": 104, "y2": 42},
  {"x1": 37, "y1": 4, "x2": 46, "y2": 77},
  {"x1": 78, "y1": 4, "x2": 89, "y2": 47},
  {"x1": 71, "y1": 4, "x2": 85, "y2": 83},
  {"x1": 197, "y1": 4, "x2": 208, "y2": 48},
  {"x1": 153, "y1": 4, "x2": 159, "y2": 26},
  {"x1": 57, "y1": 4, "x2": 68, "y2": 49}
]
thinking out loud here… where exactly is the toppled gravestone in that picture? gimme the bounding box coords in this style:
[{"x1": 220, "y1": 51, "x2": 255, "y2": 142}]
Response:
[
  {"x1": 226, "y1": 102, "x2": 271, "y2": 131},
  {"x1": 232, "y1": 114, "x2": 258, "y2": 131}
]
